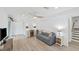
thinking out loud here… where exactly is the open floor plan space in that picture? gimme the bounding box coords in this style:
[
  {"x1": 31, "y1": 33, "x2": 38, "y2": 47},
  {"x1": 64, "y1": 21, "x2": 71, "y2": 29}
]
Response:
[{"x1": 0, "y1": 7, "x2": 79, "y2": 51}]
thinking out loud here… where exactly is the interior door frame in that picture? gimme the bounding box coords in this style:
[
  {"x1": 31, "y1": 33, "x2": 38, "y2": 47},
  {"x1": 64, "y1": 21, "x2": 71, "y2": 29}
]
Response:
[
  {"x1": 68, "y1": 16, "x2": 79, "y2": 42},
  {"x1": 68, "y1": 17, "x2": 73, "y2": 42}
]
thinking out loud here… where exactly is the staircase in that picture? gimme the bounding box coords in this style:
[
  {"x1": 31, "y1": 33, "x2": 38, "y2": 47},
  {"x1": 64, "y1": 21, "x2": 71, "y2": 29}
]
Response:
[{"x1": 72, "y1": 28, "x2": 79, "y2": 42}]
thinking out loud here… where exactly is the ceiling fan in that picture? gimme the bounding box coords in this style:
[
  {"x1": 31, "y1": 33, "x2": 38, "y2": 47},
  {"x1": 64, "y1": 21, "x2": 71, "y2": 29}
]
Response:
[
  {"x1": 33, "y1": 15, "x2": 44, "y2": 18},
  {"x1": 43, "y1": 7, "x2": 49, "y2": 9},
  {"x1": 28, "y1": 12, "x2": 44, "y2": 19},
  {"x1": 8, "y1": 15, "x2": 16, "y2": 22},
  {"x1": 8, "y1": 16, "x2": 15, "y2": 22}
]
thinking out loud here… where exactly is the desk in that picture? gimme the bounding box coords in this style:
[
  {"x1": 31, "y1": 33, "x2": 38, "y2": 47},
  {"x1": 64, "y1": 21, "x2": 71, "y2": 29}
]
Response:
[{"x1": 26, "y1": 29, "x2": 37, "y2": 37}]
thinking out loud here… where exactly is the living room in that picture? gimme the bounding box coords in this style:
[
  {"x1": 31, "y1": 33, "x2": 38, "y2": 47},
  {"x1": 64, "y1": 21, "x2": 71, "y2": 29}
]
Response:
[{"x1": 0, "y1": 7, "x2": 79, "y2": 51}]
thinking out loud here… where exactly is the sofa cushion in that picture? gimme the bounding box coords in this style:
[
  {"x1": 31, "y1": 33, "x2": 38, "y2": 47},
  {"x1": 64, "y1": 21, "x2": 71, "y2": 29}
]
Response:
[{"x1": 41, "y1": 32, "x2": 49, "y2": 37}]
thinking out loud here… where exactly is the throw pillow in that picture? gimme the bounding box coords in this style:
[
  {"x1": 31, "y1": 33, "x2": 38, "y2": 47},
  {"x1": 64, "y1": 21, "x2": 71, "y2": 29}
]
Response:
[{"x1": 49, "y1": 33, "x2": 52, "y2": 37}]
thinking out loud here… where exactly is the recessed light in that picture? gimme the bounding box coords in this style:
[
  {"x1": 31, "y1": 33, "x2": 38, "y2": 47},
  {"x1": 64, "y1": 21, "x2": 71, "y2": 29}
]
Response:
[{"x1": 33, "y1": 17, "x2": 37, "y2": 19}]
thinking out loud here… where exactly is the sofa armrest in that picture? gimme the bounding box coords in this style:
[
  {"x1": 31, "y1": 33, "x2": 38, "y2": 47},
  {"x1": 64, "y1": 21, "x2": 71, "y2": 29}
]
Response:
[{"x1": 49, "y1": 32, "x2": 56, "y2": 41}]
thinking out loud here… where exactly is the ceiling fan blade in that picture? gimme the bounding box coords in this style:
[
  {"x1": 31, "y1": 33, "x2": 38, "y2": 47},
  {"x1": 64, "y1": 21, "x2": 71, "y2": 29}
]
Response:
[
  {"x1": 36, "y1": 16, "x2": 44, "y2": 18},
  {"x1": 43, "y1": 7, "x2": 49, "y2": 9}
]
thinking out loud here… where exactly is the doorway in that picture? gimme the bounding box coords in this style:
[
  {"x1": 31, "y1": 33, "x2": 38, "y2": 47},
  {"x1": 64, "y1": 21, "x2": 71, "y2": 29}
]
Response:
[
  {"x1": 68, "y1": 16, "x2": 79, "y2": 47},
  {"x1": 72, "y1": 16, "x2": 79, "y2": 42}
]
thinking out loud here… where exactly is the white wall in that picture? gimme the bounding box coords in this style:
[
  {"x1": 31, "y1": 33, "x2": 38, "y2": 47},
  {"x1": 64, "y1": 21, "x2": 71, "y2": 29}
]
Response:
[
  {"x1": 0, "y1": 9, "x2": 8, "y2": 36},
  {"x1": 0, "y1": 10, "x2": 8, "y2": 28}
]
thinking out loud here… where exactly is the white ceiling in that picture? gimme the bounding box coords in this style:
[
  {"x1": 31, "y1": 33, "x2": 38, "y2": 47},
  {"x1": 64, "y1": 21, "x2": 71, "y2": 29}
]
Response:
[{"x1": 0, "y1": 7, "x2": 73, "y2": 17}]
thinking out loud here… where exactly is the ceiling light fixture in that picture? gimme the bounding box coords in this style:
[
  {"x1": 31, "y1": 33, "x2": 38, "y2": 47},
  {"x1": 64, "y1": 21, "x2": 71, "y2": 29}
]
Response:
[{"x1": 33, "y1": 16, "x2": 38, "y2": 19}]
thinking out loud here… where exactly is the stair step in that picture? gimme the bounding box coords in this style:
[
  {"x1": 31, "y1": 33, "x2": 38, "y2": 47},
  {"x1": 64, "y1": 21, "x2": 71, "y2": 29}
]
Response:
[
  {"x1": 72, "y1": 35, "x2": 79, "y2": 37},
  {"x1": 72, "y1": 33, "x2": 79, "y2": 35},
  {"x1": 72, "y1": 39, "x2": 79, "y2": 41},
  {"x1": 72, "y1": 34, "x2": 79, "y2": 37},
  {"x1": 72, "y1": 31, "x2": 79, "y2": 33},
  {"x1": 72, "y1": 37, "x2": 79, "y2": 41},
  {"x1": 72, "y1": 28, "x2": 79, "y2": 29},
  {"x1": 72, "y1": 32, "x2": 79, "y2": 33},
  {"x1": 72, "y1": 33, "x2": 79, "y2": 34},
  {"x1": 72, "y1": 36, "x2": 79, "y2": 38}
]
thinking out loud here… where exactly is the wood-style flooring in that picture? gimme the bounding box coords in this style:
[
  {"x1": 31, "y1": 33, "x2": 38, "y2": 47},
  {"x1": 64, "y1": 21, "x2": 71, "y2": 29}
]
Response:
[
  {"x1": 12, "y1": 35, "x2": 79, "y2": 51},
  {"x1": 0, "y1": 35, "x2": 79, "y2": 51}
]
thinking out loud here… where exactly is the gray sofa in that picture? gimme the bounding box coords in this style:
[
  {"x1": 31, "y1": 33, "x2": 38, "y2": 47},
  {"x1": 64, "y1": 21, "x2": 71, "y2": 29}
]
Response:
[{"x1": 36, "y1": 31, "x2": 56, "y2": 46}]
